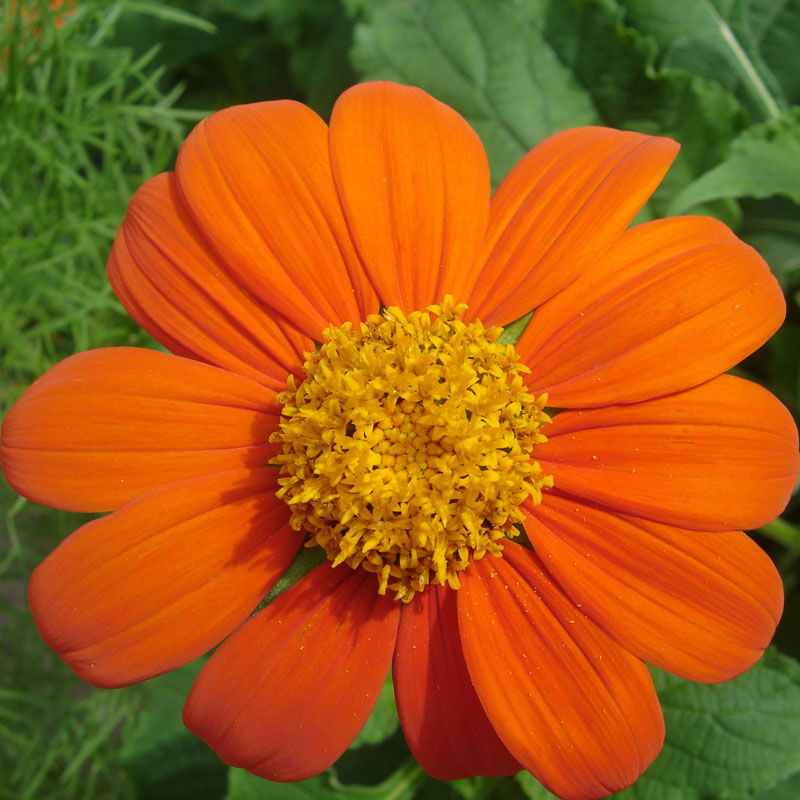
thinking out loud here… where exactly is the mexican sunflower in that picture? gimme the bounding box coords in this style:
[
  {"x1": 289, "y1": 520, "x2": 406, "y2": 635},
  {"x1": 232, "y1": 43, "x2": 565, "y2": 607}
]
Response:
[{"x1": 2, "y1": 81, "x2": 799, "y2": 800}]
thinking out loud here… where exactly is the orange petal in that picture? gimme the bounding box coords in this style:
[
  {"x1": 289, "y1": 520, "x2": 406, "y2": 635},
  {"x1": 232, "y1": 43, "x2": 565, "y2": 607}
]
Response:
[
  {"x1": 393, "y1": 585, "x2": 521, "y2": 780},
  {"x1": 471, "y1": 127, "x2": 678, "y2": 325},
  {"x1": 536, "y1": 374, "x2": 799, "y2": 531},
  {"x1": 29, "y1": 468, "x2": 298, "y2": 688},
  {"x1": 329, "y1": 82, "x2": 490, "y2": 310},
  {"x1": 526, "y1": 494, "x2": 783, "y2": 682},
  {"x1": 0, "y1": 348, "x2": 279, "y2": 512},
  {"x1": 184, "y1": 563, "x2": 399, "y2": 782},
  {"x1": 517, "y1": 216, "x2": 785, "y2": 407},
  {"x1": 458, "y1": 542, "x2": 664, "y2": 800},
  {"x1": 175, "y1": 100, "x2": 376, "y2": 338},
  {"x1": 109, "y1": 173, "x2": 310, "y2": 389}
]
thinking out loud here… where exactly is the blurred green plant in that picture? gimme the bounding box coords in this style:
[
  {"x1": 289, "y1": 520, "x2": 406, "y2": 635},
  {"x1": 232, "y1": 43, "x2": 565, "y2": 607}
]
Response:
[
  {"x1": 0, "y1": 2, "x2": 202, "y2": 798},
  {"x1": 3, "y1": 1, "x2": 800, "y2": 799},
  {"x1": 0, "y1": 0, "x2": 205, "y2": 411}
]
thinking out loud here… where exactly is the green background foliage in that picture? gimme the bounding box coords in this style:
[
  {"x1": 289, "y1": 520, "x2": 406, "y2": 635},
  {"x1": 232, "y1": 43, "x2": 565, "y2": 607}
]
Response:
[{"x1": 1, "y1": 1, "x2": 799, "y2": 798}]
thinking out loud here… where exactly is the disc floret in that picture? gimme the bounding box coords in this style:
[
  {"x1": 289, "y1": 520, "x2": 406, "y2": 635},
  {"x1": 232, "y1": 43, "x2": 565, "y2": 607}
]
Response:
[{"x1": 272, "y1": 298, "x2": 552, "y2": 601}]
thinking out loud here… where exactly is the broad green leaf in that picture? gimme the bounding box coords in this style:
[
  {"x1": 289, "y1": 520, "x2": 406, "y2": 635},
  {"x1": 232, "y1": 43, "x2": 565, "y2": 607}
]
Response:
[
  {"x1": 617, "y1": 0, "x2": 800, "y2": 120},
  {"x1": 670, "y1": 109, "x2": 800, "y2": 213},
  {"x1": 612, "y1": 649, "x2": 800, "y2": 799},
  {"x1": 351, "y1": 0, "x2": 598, "y2": 181},
  {"x1": 750, "y1": 771, "x2": 800, "y2": 799},
  {"x1": 350, "y1": 0, "x2": 746, "y2": 212},
  {"x1": 350, "y1": 674, "x2": 400, "y2": 748},
  {"x1": 740, "y1": 197, "x2": 800, "y2": 292},
  {"x1": 520, "y1": 649, "x2": 800, "y2": 799},
  {"x1": 120, "y1": 661, "x2": 228, "y2": 800}
]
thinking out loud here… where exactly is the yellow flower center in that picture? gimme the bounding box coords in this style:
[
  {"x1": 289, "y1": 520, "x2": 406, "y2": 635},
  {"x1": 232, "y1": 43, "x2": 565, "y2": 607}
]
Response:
[{"x1": 271, "y1": 298, "x2": 552, "y2": 602}]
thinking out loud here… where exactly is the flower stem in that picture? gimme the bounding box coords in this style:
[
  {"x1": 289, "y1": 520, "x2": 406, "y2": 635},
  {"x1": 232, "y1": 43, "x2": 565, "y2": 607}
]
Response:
[
  {"x1": 327, "y1": 759, "x2": 429, "y2": 800},
  {"x1": 375, "y1": 760, "x2": 429, "y2": 800}
]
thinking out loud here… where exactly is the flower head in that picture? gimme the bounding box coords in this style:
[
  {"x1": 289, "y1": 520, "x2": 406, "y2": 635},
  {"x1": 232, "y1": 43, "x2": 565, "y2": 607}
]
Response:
[{"x1": 2, "y1": 82, "x2": 798, "y2": 800}]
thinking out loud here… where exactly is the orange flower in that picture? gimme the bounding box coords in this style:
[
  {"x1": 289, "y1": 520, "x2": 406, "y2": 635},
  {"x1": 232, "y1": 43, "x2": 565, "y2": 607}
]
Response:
[{"x1": 2, "y1": 82, "x2": 798, "y2": 800}]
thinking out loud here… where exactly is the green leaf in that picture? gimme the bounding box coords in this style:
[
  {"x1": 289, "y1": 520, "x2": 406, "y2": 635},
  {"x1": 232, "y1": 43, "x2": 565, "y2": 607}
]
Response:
[
  {"x1": 670, "y1": 109, "x2": 800, "y2": 213},
  {"x1": 273, "y1": 0, "x2": 359, "y2": 116},
  {"x1": 516, "y1": 772, "x2": 559, "y2": 799},
  {"x1": 451, "y1": 776, "x2": 512, "y2": 799},
  {"x1": 498, "y1": 312, "x2": 533, "y2": 345},
  {"x1": 761, "y1": 517, "x2": 800, "y2": 553},
  {"x1": 226, "y1": 771, "x2": 334, "y2": 800},
  {"x1": 351, "y1": 0, "x2": 598, "y2": 182},
  {"x1": 350, "y1": 674, "x2": 400, "y2": 748},
  {"x1": 121, "y1": 1, "x2": 217, "y2": 33},
  {"x1": 617, "y1": 0, "x2": 800, "y2": 120},
  {"x1": 612, "y1": 648, "x2": 800, "y2": 799},
  {"x1": 349, "y1": 0, "x2": 746, "y2": 210},
  {"x1": 750, "y1": 771, "x2": 800, "y2": 799},
  {"x1": 519, "y1": 649, "x2": 800, "y2": 799},
  {"x1": 767, "y1": 324, "x2": 800, "y2": 415},
  {"x1": 214, "y1": 0, "x2": 357, "y2": 116},
  {"x1": 225, "y1": 760, "x2": 428, "y2": 800},
  {"x1": 259, "y1": 544, "x2": 327, "y2": 608},
  {"x1": 740, "y1": 197, "x2": 800, "y2": 292},
  {"x1": 120, "y1": 661, "x2": 228, "y2": 800}
]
